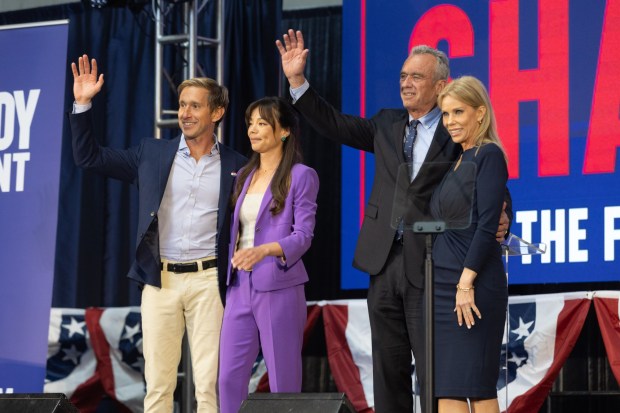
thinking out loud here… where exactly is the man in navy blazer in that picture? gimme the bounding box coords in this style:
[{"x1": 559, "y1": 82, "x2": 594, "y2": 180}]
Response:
[
  {"x1": 69, "y1": 55, "x2": 246, "y2": 413},
  {"x1": 277, "y1": 32, "x2": 510, "y2": 413}
]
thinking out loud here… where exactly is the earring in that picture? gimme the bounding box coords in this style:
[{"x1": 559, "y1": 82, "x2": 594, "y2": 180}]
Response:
[
  {"x1": 281, "y1": 135, "x2": 288, "y2": 142},
  {"x1": 477, "y1": 119, "x2": 482, "y2": 125}
]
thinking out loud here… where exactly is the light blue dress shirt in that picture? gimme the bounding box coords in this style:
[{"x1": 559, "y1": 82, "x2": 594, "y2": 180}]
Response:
[
  {"x1": 409, "y1": 106, "x2": 441, "y2": 180},
  {"x1": 157, "y1": 136, "x2": 221, "y2": 261}
]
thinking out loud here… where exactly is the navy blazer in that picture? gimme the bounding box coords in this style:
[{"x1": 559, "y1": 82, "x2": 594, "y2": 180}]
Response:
[{"x1": 70, "y1": 111, "x2": 247, "y2": 303}]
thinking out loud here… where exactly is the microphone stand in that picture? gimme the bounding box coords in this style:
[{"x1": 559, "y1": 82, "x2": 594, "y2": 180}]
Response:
[{"x1": 414, "y1": 221, "x2": 446, "y2": 413}]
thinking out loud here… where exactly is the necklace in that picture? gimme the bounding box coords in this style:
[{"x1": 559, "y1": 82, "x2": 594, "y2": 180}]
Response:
[
  {"x1": 254, "y1": 167, "x2": 277, "y2": 182},
  {"x1": 258, "y1": 164, "x2": 278, "y2": 175}
]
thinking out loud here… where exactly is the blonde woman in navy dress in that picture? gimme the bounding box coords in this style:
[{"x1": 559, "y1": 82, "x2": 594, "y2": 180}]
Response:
[
  {"x1": 218, "y1": 97, "x2": 319, "y2": 413},
  {"x1": 431, "y1": 76, "x2": 508, "y2": 413}
]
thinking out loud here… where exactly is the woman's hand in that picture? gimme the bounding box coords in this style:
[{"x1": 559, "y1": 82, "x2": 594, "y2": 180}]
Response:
[
  {"x1": 455, "y1": 287, "x2": 481, "y2": 329},
  {"x1": 454, "y1": 268, "x2": 481, "y2": 329},
  {"x1": 231, "y1": 245, "x2": 268, "y2": 272},
  {"x1": 231, "y1": 242, "x2": 283, "y2": 272}
]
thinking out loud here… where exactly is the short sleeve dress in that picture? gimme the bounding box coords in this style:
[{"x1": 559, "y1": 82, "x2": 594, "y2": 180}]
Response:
[{"x1": 430, "y1": 143, "x2": 508, "y2": 398}]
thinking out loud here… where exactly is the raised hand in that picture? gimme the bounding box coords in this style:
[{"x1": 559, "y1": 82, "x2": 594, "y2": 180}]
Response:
[
  {"x1": 275, "y1": 29, "x2": 309, "y2": 88},
  {"x1": 71, "y1": 54, "x2": 104, "y2": 105}
]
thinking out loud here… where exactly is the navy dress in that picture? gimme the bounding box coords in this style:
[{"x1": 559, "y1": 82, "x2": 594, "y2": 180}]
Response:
[{"x1": 430, "y1": 143, "x2": 508, "y2": 398}]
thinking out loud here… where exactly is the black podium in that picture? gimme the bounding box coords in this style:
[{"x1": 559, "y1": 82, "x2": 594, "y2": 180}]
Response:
[
  {"x1": 238, "y1": 392, "x2": 356, "y2": 413},
  {"x1": 0, "y1": 393, "x2": 78, "y2": 413}
]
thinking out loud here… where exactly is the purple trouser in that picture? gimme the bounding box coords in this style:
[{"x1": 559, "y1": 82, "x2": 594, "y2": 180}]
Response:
[{"x1": 218, "y1": 270, "x2": 306, "y2": 413}]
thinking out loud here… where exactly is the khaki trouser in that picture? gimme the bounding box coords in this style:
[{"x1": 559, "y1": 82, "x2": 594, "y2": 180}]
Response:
[{"x1": 141, "y1": 258, "x2": 223, "y2": 413}]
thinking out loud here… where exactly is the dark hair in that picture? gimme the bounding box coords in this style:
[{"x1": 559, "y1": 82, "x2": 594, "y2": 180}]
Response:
[
  {"x1": 231, "y1": 97, "x2": 303, "y2": 215},
  {"x1": 177, "y1": 77, "x2": 228, "y2": 126}
]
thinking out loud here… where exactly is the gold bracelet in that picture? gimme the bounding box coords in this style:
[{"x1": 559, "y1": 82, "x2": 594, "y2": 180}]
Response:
[{"x1": 456, "y1": 284, "x2": 474, "y2": 292}]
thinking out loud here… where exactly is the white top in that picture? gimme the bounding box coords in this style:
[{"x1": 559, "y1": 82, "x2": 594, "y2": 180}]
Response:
[{"x1": 237, "y1": 193, "x2": 264, "y2": 250}]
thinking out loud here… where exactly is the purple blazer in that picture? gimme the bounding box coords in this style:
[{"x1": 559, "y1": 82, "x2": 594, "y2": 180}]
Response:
[{"x1": 227, "y1": 163, "x2": 319, "y2": 292}]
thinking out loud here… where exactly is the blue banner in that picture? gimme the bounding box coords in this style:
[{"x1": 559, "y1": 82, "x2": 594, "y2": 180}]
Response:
[
  {"x1": 0, "y1": 21, "x2": 68, "y2": 392},
  {"x1": 342, "y1": 0, "x2": 620, "y2": 288}
]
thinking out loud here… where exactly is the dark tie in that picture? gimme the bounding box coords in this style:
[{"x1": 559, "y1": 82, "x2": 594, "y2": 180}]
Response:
[
  {"x1": 396, "y1": 119, "x2": 420, "y2": 241},
  {"x1": 404, "y1": 119, "x2": 420, "y2": 178}
]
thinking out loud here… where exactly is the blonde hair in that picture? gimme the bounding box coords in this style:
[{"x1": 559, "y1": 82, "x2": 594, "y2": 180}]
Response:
[{"x1": 437, "y1": 75, "x2": 507, "y2": 161}]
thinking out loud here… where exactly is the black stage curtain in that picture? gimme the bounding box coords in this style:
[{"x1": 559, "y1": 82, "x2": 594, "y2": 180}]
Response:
[
  {"x1": 281, "y1": 7, "x2": 357, "y2": 301},
  {"x1": 223, "y1": 0, "x2": 282, "y2": 152},
  {"x1": 0, "y1": 1, "x2": 282, "y2": 307}
]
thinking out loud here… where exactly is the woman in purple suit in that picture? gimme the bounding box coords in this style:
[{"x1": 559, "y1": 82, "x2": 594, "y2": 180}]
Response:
[{"x1": 218, "y1": 97, "x2": 319, "y2": 413}]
